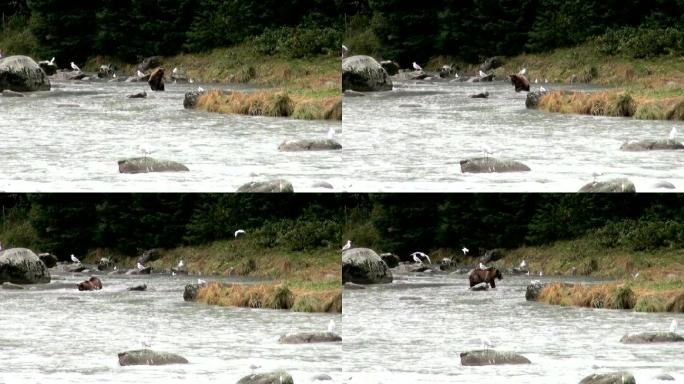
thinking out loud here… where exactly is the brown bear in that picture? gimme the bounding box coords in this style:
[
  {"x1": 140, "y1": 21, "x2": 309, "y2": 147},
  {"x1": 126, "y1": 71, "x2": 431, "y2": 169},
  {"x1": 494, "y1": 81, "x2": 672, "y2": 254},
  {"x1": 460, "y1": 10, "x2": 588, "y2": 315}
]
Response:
[
  {"x1": 148, "y1": 67, "x2": 165, "y2": 91},
  {"x1": 78, "y1": 276, "x2": 103, "y2": 291},
  {"x1": 469, "y1": 267, "x2": 503, "y2": 288},
  {"x1": 509, "y1": 74, "x2": 530, "y2": 92}
]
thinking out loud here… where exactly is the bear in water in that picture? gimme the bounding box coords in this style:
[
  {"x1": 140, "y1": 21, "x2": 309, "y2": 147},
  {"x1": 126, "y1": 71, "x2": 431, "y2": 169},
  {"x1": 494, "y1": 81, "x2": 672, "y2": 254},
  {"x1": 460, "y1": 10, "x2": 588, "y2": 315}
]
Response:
[
  {"x1": 78, "y1": 276, "x2": 103, "y2": 291},
  {"x1": 469, "y1": 267, "x2": 503, "y2": 288}
]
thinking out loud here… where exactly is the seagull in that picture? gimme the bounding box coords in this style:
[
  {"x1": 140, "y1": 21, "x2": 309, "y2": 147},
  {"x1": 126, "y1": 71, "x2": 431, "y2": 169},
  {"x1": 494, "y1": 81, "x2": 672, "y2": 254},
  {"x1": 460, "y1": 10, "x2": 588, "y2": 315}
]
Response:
[
  {"x1": 0, "y1": 241, "x2": 3, "y2": 251},
  {"x1": 454, "y1": 72, "x2": 459, "y2": 78},
  {"x1": 479, "y1": 262, "x2": 487, "y2": 270},
  {"x1": 670, "y1": 319, "x2": 678, "y2": 333},
  {"x1": 480, "y1": 336, "x2": 494, "y2": 349},
  {"x1": 189, "y1": 78, "x2": 194, "y2": 84},
  {"x1": 540, "y1": 86, "x2": 547, "y2": 92},
  {"x1": 140, "y1": 335, "x2": 152, "y2": 348},
  {"x1": 138, "y1": 144, "x2": 154, "y2": 158},
  {"x1": 136, "y1": 70, "x2": 144, "y2": 77},
  {"x1": 342, "y1": 240, "x2": 352, "y2": 251},
  {"x1": 49, "y1": 57, "x2": 55, "y2": 65},
  {"x1": 669, "y1": 127, "x2": 678, "y2": 140},
  {"x1": 462, "y1": 247, "x2": 469, "y2": 255},
  {"x1": 534, "y1": 78, "x2": 538, "y2": 84},
  {"x1": 249, "y1": 364, "x2": 261, "y2": 374},
  {"x1": 478, "y1": 70, "x2": 487, "y2": 78},
  {"x1": 198, "y1": 86, "x2": 204, "y2": 92},
  {"x1": 410, "y1": 252, "x2": 431, "y2": 264},
  {"x1": 178, "y1": 260, "x2": 184, "y2": 268},
  {"x1": 412, "y1": 253, "x2": 423, "y2": 264},
  {"x1": 234, "y1": 229, "x2": 246, "y2": 237},
  {"x1": 172, "y1": 67, "x2": 178, "y2": 74},
  {"x1": 113, "y1": 73, "x2": 117, "y2": 78},
  {"x1": 328, "y1": 319, "x2": 335, "y2": 333},
  {"x1": 545, "y1": 78, "x2": 549, "y2": 83},
  {"x1": 539, "y1": 270, "x2": 544, "y2": 276},
  {"x1": 0, "y1": 50, "x2": 3, "y2": 59},
  {"x1": 198, "y1": 278, "x2": 207, "y2": 285},
  {"x1": 70, "y1": 254, "x2": 80, "y2": 264},
  {"x1": 412, "y1": 62, "x2": 422, "y2": 71},
  {"x1": 520, "y1": 260, "x2": 527, "y2": 268},
  {"x1": 327, "y1": 127, "x2": 335, "y2": 140},
  {"x1": 70, "y1": 62, "x2": 80, "y2": 71},
  {"x1": 482, "y1": 144, "x2": 494, "y2": 158},
  {"x1": 518, "y1": 68, "x2": 527, "y2": 76},
  {"x1": 341, "y1": 45, "x2": 349, "y2": 58},
  {"x1": 136, "y1": 262, "x2": 145, "y2": 270}
]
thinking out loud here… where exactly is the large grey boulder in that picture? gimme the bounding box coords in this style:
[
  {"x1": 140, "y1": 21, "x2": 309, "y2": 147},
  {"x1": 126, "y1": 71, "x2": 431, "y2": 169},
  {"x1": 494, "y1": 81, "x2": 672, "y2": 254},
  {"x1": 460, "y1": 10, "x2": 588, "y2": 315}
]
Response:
[
  {"x1": 138, "y1": 248, "x2": 161, "y2": 264},
  {"x1": 117, "y1": 349, "x2": 188, "y2": 366},
  {"x1": 278, "y1": 332, "x2": 341, "y2": 344},
  {"x1": 237, "y1": 180, "x2": 294, "y2": 193},
  {"x1": 579, "y1": 178, "x2": 636, "y2": 193},
  {"x1": 38, "y1": 253, "x2": 58, "y2": 268},
  {"x1": 237, "y1": 371, "x2": 294, "y2": 384},
  {"x1": 342, "y1": 248, "x2": 393, "y2": 284},
  {"x1": 183, "y1": 283, "x2": 202, "y2": 301},
  {"x1": 460, "y1": 350, "x2": 531, "y2": 366},
  {"x1": 38, "y1": 60, "x2": 57, "y2": 75},
  {"x1": 0, "y1": 248, "x2": 51, "y2": 284},
  {"x1": 620, "y1": 332, "x2": 684, "y2": 344},
  {"x1": 183, "y1": 90, "x2": 206, "y2": 109},
  {"x1": 526, "y1": 281, "x2": 575, "y2": 301},
  {"x1": 118, "y1": 157, "x2": 189, "y2": 174},
  {"x1": 0, "y1": 55, "x2": 51, "y2": 92},
  {"x1": 460, "y1": 157, "x2": 531, "y2": 173},
  {"x1": 278, "y1": 139, "x2": 342, "y2": 152},
  {"x1": 620, "y1": 140, "x2": 684, "y2": 151},
  {"x1": 578, "y1": 372, "x2": 636, "y2": 384},
  {"x1": 342, "y1": 55, "x2": 392, "y2": 92},
  {"x1": 526, "y1": 90, "x2": 549, "y2": 108}
]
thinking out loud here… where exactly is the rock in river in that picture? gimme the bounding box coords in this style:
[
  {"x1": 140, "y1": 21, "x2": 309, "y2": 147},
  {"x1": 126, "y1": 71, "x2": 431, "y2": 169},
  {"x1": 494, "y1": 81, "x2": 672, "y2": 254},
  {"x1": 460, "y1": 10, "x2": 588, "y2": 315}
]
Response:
[
  {"x1": 620, "y1": 332, "x2": 684, "y2": 344},
  {"x1": 342, "y1": 55, "x2": 392, "y2": 92},
  {"x1": 128, "y1": 284, "x2": 147, "y2": 291},
  {"x1": 117, "y1": 349, "x2": 188, "y2": 366},
  {"x1": 118, "y1": 157, "x2": 189, "y2": 174},
  {"x1": 526, "y1": 90, "x2": 549, "y2": 108},
  {"x1": 183, "y1": 90, "x2": 206, "y2": 109},
  {"x1": 579, "y1": 178, "x2": 636, "y2": 193},
  {"x1": 127, "y1": 91, "x2": 147, "y2": 99},
  {"x1": 0, "y1": 248, "x2": 51, "y2": 284},
  {"x1": 620, "y1": 139, "x2": 684, "y2": 151},
  {"x1": 460, "y1": 350, "x2": 531, "y2": 366},
  {"x1": 460, "y1": 157, "x2": 531, "y2": 173},
  {"x1": 278, "y1": 332, "x2": 342, "y2": 344},
  {"x1": 237, "y1": 180, "x2": 294, "y2": 193},
  {"x1": 578, "y1": 371, "x2": 636, "y2": 384},
  {"x1": 0, "y1": 55, "x2": 51, "y2": 92},
  {"x1": 236, "y1": 370, "x2": 294, "y2": 384},
  {"x1": 342, "y1": 247, "x2": 393, "y2": 284},
  {"x1": 38, "y1": 253, "x2": 58, "y2": 268},
  {"x1": 183, "y1": 283, "x2": 202, "y2": 301},
  {"x1": 278, "y1": 139, "x2": 342, "y2": 152}
]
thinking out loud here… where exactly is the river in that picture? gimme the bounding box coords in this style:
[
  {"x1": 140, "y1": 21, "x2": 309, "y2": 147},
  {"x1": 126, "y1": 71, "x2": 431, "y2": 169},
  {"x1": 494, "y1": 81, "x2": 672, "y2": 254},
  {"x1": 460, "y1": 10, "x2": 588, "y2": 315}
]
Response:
[
  {"x1": 342, "y1": 272, "x2": 684, "y2": 384},
  {"x1": 0, "y1": 80, "x2": 340, "y2": 192},
  {"x1": 343, "y1": 80, "x2": 684, "y2": 192},
  {"x1": 0, "y1": 272, "x2": 341, "y2": 384}
]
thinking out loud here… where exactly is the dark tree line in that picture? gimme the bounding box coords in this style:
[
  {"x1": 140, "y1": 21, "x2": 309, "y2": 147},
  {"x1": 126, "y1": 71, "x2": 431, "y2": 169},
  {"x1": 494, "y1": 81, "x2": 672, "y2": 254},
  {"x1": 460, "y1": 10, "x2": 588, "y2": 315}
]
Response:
[
  {"x1": 1, "y1": 194, "x2": 683, "y2": 259},
  {"x1": 1, "y1": 0, "x2": 343, "y2": 63},
  {"x1": 347, "y1": 0, "x2": 684, "y2": 64}
]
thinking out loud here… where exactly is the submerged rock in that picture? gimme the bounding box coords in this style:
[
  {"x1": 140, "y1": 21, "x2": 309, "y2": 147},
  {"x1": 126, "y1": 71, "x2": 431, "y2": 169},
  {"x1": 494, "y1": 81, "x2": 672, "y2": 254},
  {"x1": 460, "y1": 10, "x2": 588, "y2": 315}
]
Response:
[
  {"x1": 118, "y1": 157, "x2": 189, "y2": 174},
  {"x1": 2, "y1": 282, "x2": 25, "y2": 290},
  {"x1": 1, "y1": 90, "x2": 24, "y2": 97},
  {"x1": 125, "y1": 266, "x2": 151, "y2": 275},
  {"x1": 342, "y1": 55, "x2": 392, "y2": 92},
  {"x1": 237, "y1": 180, "x2": 294, "y2": 193},
  {"x1": 128, "y1": 284, "x2": 147, "y2": 291},
  {"x1": 579, "y1": 178, "x2": 636, "y2": 193},
  {"x1": 236, "y1": 370, "x2": 294, "y2": 384},
  {"x1": 460, "y1": 157, "x2": 531, "y2": 173},
  {"x1": 127, "y1": 91, "x2": 147, "y2": 99},
  {"x1": 117, "y1": 349, "x2": 188, "y2": 366},
  {"x1": 342, "y1": 247, "x2": 393, "y2": 284},
  {"x1": 578, "y1": 371, "x2": 636, "y2": 384},
  {"x1": 278, "y1": 139, "x2": 342, "y2": 152},
  {"x1": 470, "y1": 92, "x2": 489, "y2": 99},
  {"x1": 653, "y1": 181, "x2": 676, "y2": 189},
  {"x1": 0, "y1": 248, "x2": 51, "y2": 284},
  {"x1": 278, "y1": 332, "x2": 342, "y2": 344},
  {"x1": 620, "y1": 332, "x2": 684, "y2": 344},
  {"x1": 312, "y1": 181, "x2": 334, "y2": 189},
  {"x1": 620, "y1": 139, "x2": 684, "y2": 151},
  {"x1": 0, "y1": 55, "x2": 51, "y2": 92},
  {"x1": 459, "y1": 350, "x2": 531, "y2": 366},
  {"x1": 655, "y1": 374, "x2": 675, "y2": 381}
]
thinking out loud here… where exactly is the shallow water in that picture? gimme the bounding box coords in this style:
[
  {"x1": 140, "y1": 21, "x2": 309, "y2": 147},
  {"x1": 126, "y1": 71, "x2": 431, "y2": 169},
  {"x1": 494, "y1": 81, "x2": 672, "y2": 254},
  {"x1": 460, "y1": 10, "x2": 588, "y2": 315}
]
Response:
[
  {"x1": 0, "y1": 80, "x2": 340, "y2": 192},
  {"x1": 342, "y1": 272, "x2": 684, "y2": 384},
  {"x1": 0, "y1": 272, "x2": 341, "y2": 384},
  {"x1": 343, "y1": 80, "x2": 684, "y2": 192}
]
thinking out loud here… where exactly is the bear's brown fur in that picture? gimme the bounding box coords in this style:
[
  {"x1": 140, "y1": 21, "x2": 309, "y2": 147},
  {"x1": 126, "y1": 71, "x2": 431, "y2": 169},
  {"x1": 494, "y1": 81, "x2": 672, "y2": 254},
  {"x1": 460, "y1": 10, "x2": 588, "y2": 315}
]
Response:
[
  {"x1": 469, "y1": 267, "x2": 503, "y2": 288},
  {"x1": 509, "y1": 74, "x2": 530, "y2": 92},
  {"x1": 78, "y1": 276, "x2": 103, "y2": 291},
  {"x1": 148, "y1": 67, "x2": 165, "y2": 91}
]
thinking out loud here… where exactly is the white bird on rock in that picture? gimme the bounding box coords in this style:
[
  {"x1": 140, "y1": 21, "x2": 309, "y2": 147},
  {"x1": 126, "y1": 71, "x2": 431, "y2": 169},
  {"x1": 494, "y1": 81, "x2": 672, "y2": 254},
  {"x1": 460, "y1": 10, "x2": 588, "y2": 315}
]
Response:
[
  {"x1": 70, "y1": 62, "x2": 80, "y2": 71},
  {"x1": 178, "y1": 260, "x2": 184, "y2": 268},
  {"x1": 410, "y1": 251, "x2": 431, "y2": 264},
  {"x1": 327, "y1": 127, "x2": 335, "y2": 140},
  {"x1": 197, "y1": 86, "x2": 204, "y2": 92},
  {"x1": 520, "y1": 260, "x2": 527, "y2": 268},
  {"x1": 412, "y1": 62, "x2": 422, "y2": 71},
  {"x1": 462, "y1": 247, "x2": 469, "y2": 256},
  {"x1": 234, "y1": 229, "x2": 246, "y2": 238},
  {"x1": 49, "y1": 57, "x2": 55, "y2": 65},
  {"x1": 140, "y1": 335, "x2": 152, "y2": 348},
  {"x1": 70, "y1": 254, "x2": 80, "y2": 264},
  {"x1": 172, "y1": 67, "x2": 178, "y2": 74},
  {"x1": 480, "y1": 336, "x2": 494, "y2": 349},
  {"x1": 519, "y1": 68, "x2": 527, "y2": 76},
  {"x1": 342, "y1": 240, "x2": 352, "y2": 251},
  {"x1": 198, "y1": 278, "x2": 207, "y2": 285},
  {"x1": 137, "y1": 262, "x2": 145, "y2": 270},
  {"x1": 669, "y1": 127, "x2": 678, "y2": 140},
  {"x1": 136, "y1": 70, "x2": 144, "y2": 78},
  {"x1": 328, "y1": 319, "x2": 335, "y2": 333},
  {"x1": 479, "y1": 262, "x2": 487, "y2": 270},
  {"x1": 670, "y1": 319, "x2": 678, "y2": 333},
  {"x1": 479, "y1": 70, "x2": 487, "y2": 78}
]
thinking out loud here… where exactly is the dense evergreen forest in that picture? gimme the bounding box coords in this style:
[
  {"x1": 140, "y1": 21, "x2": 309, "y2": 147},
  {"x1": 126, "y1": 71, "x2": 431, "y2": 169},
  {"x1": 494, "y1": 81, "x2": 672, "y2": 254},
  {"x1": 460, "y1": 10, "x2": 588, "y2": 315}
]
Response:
[
  {"x1": 1, "y1": 194, "x2": 683, "y2": 259},
  {"x1": 344, "y1": 0, "x2": 684, "y2": 65},
  {"x1": 0, "y1": 0, "x2": 342, "y2": 63}
]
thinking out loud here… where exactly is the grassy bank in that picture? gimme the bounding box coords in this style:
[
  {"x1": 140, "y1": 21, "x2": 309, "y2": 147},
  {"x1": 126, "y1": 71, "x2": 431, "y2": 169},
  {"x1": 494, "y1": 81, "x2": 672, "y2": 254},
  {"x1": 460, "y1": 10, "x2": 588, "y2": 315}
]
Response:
[{"x1": 195, "y1": 88, "x2": 342, "y2": 120}]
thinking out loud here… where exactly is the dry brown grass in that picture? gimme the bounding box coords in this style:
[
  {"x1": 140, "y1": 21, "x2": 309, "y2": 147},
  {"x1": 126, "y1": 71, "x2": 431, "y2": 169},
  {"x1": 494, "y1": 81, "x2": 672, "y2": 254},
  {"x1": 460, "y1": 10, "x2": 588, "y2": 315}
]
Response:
[
  {"x1": 538, "y1": 91, "x2": 636, "y2": 117},
  {"x1": 197, "y1": 282, "x2": 342, "y2": 313}
]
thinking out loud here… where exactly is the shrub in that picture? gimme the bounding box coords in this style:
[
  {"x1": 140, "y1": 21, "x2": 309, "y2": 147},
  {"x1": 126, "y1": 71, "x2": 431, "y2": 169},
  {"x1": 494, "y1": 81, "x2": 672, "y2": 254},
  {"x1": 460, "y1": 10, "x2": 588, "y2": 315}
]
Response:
[
  {"x1": 595, "y1": 27, "x2": 684, "y2": 58},
  {"x1": 607, "y1": 286, "x2": 636, "y2": 309},
  {"x1": 251, "y1": 24, "x2": 340, "y2": 58},
  {"x1": 635, "y1": 294, "x2": 667, "y2": 312}
]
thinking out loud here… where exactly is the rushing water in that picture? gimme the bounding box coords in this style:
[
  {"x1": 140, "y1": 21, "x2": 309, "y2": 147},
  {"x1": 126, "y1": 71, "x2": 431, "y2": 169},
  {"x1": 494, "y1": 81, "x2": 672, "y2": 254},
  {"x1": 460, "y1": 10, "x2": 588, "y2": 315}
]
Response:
[
  {"x1": 343, "y1": 80, "x2": 684, "y2": 192},
  {"x1": 0, "y1": 80, "x2": 340, "y2": 192},
  {"x1": 343, "y1": 272, "x2": 684, "y2": 384},
  {"x1": 0, "y1": 272, "x2": 341, "y2": 384}
]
